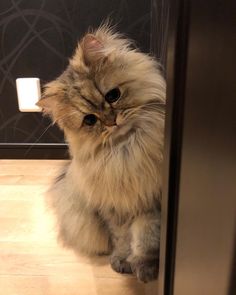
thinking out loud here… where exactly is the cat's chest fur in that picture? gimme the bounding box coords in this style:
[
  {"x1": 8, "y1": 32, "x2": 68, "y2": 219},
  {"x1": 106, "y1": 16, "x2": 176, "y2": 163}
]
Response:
[{"x1": 70, "y1": 139, "x2": 162, "y2": 215}]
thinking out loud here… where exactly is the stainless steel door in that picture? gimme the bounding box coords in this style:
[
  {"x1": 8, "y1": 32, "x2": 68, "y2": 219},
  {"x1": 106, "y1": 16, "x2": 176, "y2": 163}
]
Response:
[{"x1": 160, "y1": 0, "x2": 236, "y2": 294}]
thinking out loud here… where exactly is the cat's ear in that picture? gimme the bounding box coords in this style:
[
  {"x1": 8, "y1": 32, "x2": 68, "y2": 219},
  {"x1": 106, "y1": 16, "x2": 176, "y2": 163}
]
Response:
[
  {"x1": 37, "y1": 80, "x2": 83, "y2": 130},
  {"x1": 81, "y1": 34, "x2": 105, "y2": 64},
  {"x1": 37, "y1": 96, "x2": 57, "y2": 117},
  {"x1": 36, "y1": 81, "x2": 63, "y2": 122}
]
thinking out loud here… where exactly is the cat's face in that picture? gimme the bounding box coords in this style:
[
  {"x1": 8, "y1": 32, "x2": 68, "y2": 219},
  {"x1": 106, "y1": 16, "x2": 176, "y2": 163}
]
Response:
[{"x1": 38, "y1": 26, "x2": 165, "y2": 151}]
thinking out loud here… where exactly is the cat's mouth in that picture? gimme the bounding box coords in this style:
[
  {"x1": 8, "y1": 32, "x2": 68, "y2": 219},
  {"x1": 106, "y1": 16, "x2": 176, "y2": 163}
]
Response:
[
  {"x1": 103, "y1": 123, "x2": 135, "y2": 145},
  {"x1": 105, "y1": 125, "x2": 118, "y2": 132}
]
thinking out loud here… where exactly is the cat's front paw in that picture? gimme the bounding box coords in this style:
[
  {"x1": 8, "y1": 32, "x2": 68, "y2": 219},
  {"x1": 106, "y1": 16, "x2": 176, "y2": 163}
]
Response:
[
  {"x1": 131, "y1": 259, "x2": 159, "y2": 283},
  {"x1": 110, "y1": 256, "x2": 132, "y2": 274}
]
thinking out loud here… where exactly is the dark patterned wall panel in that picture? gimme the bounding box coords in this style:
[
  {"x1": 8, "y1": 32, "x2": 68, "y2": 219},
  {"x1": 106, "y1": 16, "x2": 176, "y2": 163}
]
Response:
[
  {"x1": 151, "y1": 0, "x2": 170, "y2": 72},
  {"x1": 0, "y1": 0, "x2": 151, "y2": 145}
]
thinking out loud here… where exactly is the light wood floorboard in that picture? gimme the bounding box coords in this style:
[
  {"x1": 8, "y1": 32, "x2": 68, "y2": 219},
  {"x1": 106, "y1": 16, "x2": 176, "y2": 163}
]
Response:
[{"x1": 0, "y1": 160, "x2": 158, "y2": 295}]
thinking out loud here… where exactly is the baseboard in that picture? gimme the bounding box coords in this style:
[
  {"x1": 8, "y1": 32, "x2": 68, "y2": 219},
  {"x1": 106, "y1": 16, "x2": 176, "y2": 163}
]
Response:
[{"x1": 0, "y1": 143, "x2": 69, "y2": 159}]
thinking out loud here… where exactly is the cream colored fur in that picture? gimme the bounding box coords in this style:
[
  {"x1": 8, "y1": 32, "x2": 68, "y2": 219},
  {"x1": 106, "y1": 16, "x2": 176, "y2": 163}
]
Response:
[{"x1": 38, "y1": 24, "x2": 166, "y2": 282}]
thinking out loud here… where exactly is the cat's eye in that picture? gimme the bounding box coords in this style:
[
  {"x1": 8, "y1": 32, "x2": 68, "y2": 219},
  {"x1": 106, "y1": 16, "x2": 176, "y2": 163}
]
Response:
[
  {"x1": 105, "y1": 88, "x2": 121, "y2": 103},
  {"x1": 83, "y1": 114, "x2": 97, "y2": 126}
]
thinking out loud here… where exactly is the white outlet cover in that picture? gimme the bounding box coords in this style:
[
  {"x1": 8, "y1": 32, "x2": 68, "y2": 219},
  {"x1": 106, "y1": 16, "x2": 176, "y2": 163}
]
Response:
[{"x1": 16, "y1": 78, "x2": 42, "y2": 112}]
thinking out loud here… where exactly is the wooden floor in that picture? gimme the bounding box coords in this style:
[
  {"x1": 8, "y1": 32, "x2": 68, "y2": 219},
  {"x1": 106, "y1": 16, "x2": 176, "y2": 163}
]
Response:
[{"x1": 0, "y1": 160, "x2": 158, "y2": 295}]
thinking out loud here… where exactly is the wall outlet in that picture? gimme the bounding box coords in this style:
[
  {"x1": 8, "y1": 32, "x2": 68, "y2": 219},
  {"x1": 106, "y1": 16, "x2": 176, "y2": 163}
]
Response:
[{"x1": 16, "y1": 78, "x2": 42, "y2": 112}]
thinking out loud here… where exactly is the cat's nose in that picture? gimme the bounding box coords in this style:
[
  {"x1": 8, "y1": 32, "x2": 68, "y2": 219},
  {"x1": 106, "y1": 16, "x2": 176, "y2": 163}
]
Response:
[
  {"x1": 103, "y1": 111, "x2": 117, "y2": 126},
  {"x1": 105, "y1": 115, "x2": 117, "y2": 126}
]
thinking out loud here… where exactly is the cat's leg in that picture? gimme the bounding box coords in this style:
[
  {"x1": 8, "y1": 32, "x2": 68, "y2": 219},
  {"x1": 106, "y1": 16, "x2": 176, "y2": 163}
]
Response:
[
  {"x1": 58, "y1": 207, "x2": 111, "y2": 256},
  {"x1": 110, "y1": 235, "x2": 132, "y2": 274},
  {"x1": 48, "y1": 180, "x2": 111, "y2": 256},
  {"x1": 128, "y1": 210, "x2": 161, "y2": 283},
  {"x1": 109, "y1": 221, "x2": 133, "y2": 274}
]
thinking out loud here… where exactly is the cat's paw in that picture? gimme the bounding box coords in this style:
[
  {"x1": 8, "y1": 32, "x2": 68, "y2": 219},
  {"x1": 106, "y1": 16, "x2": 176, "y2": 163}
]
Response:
[
  {"x1": 110, "y1": 256, "x2": 132, "y2": 274},
  {"x1": 131, "y1": 259, "x2": 159, "y2": 283}
]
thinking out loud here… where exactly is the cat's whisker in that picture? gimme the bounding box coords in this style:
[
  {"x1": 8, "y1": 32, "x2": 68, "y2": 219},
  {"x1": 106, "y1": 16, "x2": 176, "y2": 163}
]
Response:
[{"x1": 24, "y1": 122, "x2": 54, "y2": 157}]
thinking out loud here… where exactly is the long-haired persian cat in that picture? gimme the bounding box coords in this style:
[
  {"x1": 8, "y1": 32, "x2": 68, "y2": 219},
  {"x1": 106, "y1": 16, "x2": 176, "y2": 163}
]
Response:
[{"x1": 38, "y1": 25, "x2": 165, "y2": 283}]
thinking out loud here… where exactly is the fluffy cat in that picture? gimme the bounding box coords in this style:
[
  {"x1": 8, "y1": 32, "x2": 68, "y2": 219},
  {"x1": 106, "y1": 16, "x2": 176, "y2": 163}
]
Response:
[{"x1": 38, "y1": 24, "x2": 166, "y2": 283}]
